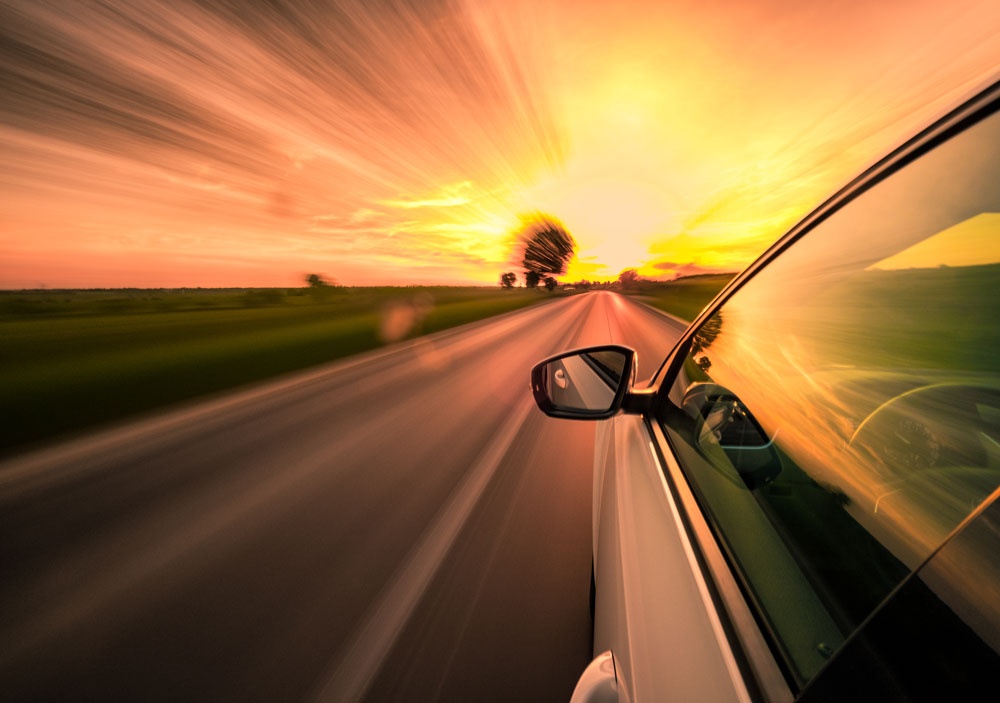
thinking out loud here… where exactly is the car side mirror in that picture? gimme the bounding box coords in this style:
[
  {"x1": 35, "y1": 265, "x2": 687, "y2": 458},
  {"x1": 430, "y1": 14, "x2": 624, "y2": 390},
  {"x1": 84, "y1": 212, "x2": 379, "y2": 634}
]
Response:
[{"x1": 530, "y1": 345, "x2": 639, "y2": 420}]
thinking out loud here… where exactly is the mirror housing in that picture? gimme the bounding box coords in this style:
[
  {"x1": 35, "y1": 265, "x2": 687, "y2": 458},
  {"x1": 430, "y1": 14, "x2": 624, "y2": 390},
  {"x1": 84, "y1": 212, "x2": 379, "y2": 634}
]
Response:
[{"x1": 530, "y1": 345, "x2": 648, "y2": 420}]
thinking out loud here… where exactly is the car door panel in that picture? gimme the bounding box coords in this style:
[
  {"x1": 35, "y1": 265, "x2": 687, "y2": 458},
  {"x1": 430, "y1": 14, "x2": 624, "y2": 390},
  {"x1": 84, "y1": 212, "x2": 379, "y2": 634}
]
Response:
[{"x1": 593, "y1": 414, "x2": 749, "y2": 702}]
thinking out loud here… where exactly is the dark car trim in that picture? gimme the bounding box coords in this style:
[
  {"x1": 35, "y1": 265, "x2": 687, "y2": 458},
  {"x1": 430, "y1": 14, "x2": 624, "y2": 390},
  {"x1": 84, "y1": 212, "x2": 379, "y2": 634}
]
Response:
[{"x1": 799, "y1": 487, "x2": 1000, "y2": 701}]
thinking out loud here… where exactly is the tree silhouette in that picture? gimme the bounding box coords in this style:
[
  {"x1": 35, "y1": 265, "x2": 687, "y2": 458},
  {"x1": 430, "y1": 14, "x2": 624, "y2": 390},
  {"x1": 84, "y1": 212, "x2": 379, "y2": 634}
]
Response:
[
  {"x1": 306, "y1": 273, "x2": 329, "y2": 288},
  {"x1": 305, "y1": 273, "x2": 336, "y2": 301},
  {"x1": 618, "y1": 268, "x2": 639, "y2": 290},
  {"x1": 543, "y1": 276, "x2": 557, "y2": 291},
  {"x1": 499, "y1": 272, "x2": 517, "y2": 288},
  {"x1": 516, "y1": 213, "x2": 576, "y2": 284}
]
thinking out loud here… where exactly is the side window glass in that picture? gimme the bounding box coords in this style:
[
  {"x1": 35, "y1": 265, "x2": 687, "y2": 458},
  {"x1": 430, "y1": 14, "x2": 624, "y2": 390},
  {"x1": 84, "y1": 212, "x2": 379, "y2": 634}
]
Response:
[{"x1": 661, "y1": 106, "x2": 1000, "y2": 687}]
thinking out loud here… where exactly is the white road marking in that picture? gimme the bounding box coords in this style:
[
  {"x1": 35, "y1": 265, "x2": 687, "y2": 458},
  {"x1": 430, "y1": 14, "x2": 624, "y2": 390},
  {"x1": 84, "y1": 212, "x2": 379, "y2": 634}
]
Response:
[{"x1": 309, "y1": 399, "x2": 534, "y2": 703}]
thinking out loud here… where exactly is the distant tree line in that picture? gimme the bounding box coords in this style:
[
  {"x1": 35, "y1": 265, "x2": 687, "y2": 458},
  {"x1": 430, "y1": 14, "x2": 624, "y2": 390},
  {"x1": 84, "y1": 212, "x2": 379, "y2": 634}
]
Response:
[{"x1": 499, "y1": 259, "x2": 648, "y2": 293}]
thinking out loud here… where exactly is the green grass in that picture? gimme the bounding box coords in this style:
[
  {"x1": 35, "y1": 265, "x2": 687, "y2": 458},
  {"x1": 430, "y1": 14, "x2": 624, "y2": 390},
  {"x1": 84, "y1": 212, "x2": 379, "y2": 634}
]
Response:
[
  {"x1": 0, "y1": 286, "x2": 547, "y2": 456},
  {"x1": 627, "y1": 274, "x2": 737, "y2": 322},
  {"x1": 802, "y1": 264, "x2": 1000, "y2": 373}
]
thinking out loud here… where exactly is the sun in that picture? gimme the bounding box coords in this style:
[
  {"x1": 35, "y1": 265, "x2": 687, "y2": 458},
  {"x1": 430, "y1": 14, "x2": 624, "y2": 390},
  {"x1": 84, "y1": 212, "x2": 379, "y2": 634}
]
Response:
[{"x1": 516, "y1": 176, "x2": 679, "y2": 280}]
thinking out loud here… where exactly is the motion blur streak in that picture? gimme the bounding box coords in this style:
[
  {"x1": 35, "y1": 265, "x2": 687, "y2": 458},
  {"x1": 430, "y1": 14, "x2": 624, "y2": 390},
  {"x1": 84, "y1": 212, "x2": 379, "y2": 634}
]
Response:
[
  {"x1": 3, "y1": 1, "x2": 998, "y2": 287},
  {"x1": 1, "y1": 0, "x2": 560, "y2": 287},
  {"x1": 0, "y1": 299, "x2": 567, "y2": 658},
  {"x1": 312, "y1": 399, "x2": 534, "y2": 702},
  {"x1": 0, "y1": 291, "x2": 685, "y2": 702}
]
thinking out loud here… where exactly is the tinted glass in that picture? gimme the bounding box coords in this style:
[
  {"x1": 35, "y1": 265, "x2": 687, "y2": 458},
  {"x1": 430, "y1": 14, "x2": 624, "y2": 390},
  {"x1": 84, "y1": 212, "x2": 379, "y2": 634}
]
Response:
[
  {"x1": 660, "y1": 105, "x2": 1000, "y2": 686},
  {"x1": 801, "y1": 492, "x2": 1000, "y2": 701}
]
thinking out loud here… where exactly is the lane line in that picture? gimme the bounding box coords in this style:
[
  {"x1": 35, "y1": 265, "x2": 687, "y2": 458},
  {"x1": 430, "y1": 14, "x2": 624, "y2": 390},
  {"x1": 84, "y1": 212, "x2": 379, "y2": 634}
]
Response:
[{"x1": 309, "y1": 398, "x2": 535, "y2": 703}]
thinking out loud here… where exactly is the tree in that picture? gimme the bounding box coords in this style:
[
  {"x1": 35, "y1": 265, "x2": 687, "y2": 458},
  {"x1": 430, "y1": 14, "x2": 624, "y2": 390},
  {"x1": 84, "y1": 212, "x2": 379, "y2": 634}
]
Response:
[
  {"x1": 499, "y1": 272, "x2": 517, "y2": 288},
  {"x1": 305, "y1": 273, "x2": 336, "y2": 301},
  {"x1": 306, "y1": 273, "x2": 329, "y2": 288},
  {"x1": 543, "y1": 276, "x2": 557, "y2": 291},
  {"x1": 516, "y1": 213, "x2": 576, "y2": 284},
  {"x1": 618, "y1": 268, "x2": 639, "y2": 290}
]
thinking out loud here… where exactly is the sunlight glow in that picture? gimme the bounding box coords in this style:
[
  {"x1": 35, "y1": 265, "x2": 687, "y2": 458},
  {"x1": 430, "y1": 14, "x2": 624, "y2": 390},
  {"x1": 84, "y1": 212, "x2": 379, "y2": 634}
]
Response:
[{"x1": 1, "y1": 0, "x2": 998, "y2": 288}]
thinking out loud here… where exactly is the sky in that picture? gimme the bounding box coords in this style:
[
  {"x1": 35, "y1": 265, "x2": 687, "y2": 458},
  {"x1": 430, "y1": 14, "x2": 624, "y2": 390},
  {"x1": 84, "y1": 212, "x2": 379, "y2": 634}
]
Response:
[{"x1": 1, "y1": 0, "x2": 998, "y2": 289}]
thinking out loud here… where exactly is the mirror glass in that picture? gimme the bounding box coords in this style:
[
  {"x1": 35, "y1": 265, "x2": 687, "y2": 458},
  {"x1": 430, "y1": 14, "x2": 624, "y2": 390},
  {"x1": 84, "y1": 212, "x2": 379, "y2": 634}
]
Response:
[{"x1": 539, "y1": 349, "x2": 628, "y2": 412}]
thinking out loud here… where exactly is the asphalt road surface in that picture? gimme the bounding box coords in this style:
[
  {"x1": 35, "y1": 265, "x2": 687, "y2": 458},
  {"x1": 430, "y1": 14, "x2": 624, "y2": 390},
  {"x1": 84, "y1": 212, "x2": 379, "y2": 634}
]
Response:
[{"x1": 0, "y1": 291, "x2": 686, "y2": 702}]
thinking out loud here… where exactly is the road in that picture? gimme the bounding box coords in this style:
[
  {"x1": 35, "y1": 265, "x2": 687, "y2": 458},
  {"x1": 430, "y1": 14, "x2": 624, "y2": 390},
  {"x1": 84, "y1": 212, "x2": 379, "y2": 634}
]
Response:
[{"x1": 0, "y1": 291, "x2": 686, "y2": 702}]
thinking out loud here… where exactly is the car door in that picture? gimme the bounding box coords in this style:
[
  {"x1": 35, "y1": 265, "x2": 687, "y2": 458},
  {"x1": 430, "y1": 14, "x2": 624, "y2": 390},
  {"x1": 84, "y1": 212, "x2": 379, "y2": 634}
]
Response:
[{"x1": 590, "y1": 411, "x2": 754, "y2": 701}]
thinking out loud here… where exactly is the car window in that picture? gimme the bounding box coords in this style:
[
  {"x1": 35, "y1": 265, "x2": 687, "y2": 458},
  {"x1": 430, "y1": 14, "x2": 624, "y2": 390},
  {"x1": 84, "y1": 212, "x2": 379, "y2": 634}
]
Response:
[{"x1": 659, "y1": 104, "x2": 1000, "y2": 688}]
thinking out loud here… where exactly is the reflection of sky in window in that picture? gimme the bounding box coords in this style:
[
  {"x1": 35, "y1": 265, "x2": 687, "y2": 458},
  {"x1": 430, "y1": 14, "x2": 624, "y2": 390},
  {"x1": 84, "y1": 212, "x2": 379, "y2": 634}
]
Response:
[{"x1": 869, "y1": 213, "x2": 1000, "y2": 270}]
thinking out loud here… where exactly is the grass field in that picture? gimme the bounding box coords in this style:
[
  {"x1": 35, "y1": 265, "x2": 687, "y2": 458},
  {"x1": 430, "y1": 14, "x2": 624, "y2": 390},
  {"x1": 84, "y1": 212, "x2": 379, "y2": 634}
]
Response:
[
  {"x1": 0, "y1": 286, "x2": 547, "y2": 456},
  {"x1": 627, "y1": 273, "x2": 737, "y2": 322}
]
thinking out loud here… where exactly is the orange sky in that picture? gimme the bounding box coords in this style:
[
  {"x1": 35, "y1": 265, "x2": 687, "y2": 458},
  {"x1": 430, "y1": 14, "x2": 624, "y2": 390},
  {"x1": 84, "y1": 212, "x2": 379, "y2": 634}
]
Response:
[{"x1": 1, "y1": 0, "x2": 998, "y2": 288}]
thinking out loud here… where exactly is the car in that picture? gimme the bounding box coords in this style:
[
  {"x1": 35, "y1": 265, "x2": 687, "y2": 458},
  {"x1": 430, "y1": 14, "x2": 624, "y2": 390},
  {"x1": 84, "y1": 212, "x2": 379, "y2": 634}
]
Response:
[{"x1": 531, "y1": 78, "x2": 1000, "y2": 702}]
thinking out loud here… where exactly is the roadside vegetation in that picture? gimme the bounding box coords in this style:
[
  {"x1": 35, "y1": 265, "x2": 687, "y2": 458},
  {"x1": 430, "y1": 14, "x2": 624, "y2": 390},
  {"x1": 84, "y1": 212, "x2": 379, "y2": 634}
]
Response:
[
  {"x1": 0, "y1": 270, "x2": 739, "y2": 456},
  {"x1": 0, "y1": 285, "x2": 544, "y2": 456},
  {"x1": 618, "y1": 272, "x2": 737, "y2": 322}
]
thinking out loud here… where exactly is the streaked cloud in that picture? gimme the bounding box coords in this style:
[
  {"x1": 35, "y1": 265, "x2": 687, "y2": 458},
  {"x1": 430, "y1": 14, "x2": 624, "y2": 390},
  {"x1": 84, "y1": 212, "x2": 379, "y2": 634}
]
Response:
[
  {"x1": 383, "y1": 182, "x2": 476, "y2": 209},
  {"x1": 1, "y1": 0, "x2": 998, "y2": 287}
]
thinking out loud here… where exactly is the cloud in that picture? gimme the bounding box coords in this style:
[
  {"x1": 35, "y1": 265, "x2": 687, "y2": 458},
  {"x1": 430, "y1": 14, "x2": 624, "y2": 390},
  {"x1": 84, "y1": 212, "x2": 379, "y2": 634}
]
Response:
[
  {"x1": 649, "y1": 260, "x2": 737, "y2": 279},
  {"x1": 3, "y1": 0, "x2": 998, "y2": 288},
  {"x1": 382, "y1": 181, "x2": 476, "y2": 209},
  {"x1": 350, "y1": 208, "x2": 380, "y2": 223}
]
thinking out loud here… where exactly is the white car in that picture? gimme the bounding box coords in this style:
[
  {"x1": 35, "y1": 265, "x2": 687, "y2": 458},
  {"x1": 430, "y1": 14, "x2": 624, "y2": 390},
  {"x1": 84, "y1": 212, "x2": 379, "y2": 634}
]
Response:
[{"x1": 532, "y1": 79, "x2": 1000, "y2": 702}]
